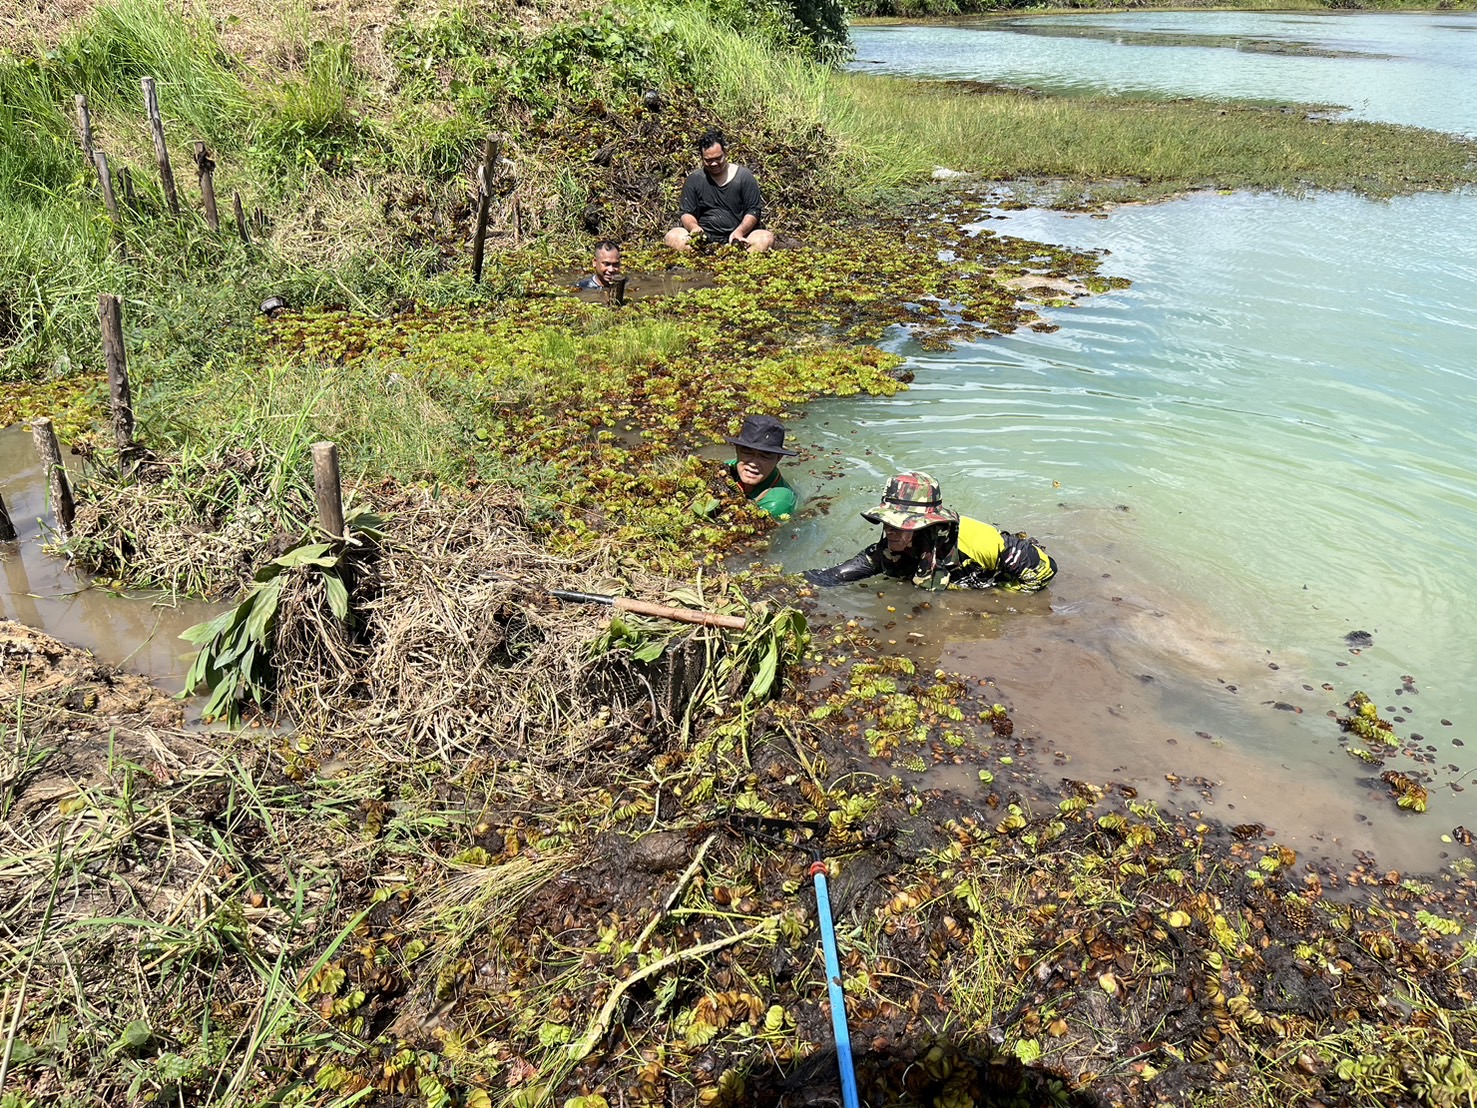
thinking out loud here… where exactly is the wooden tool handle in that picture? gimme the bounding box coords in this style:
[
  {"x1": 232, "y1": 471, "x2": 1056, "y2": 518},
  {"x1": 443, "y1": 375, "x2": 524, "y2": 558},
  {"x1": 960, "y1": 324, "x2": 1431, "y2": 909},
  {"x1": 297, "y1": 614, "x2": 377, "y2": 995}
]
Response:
[{"x1": 611, "y1": 596, "x2": 747, "y2": 631}]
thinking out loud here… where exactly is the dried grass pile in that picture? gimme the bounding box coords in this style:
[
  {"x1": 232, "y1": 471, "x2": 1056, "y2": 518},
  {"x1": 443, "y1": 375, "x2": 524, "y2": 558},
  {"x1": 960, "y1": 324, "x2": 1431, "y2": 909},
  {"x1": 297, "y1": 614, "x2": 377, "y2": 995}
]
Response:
[
  {"x1": 66, "y1": 444, "x2": 313, "y2": 598},
  {"x1": 271, "y1": 487, "x2": 719, "y2": 775}
]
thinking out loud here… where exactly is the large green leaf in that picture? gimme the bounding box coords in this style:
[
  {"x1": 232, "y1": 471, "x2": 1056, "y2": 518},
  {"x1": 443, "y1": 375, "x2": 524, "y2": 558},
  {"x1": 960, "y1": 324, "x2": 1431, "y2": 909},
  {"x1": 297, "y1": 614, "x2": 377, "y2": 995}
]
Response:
[
  {"x1": 747, "y1": 635, "x2": 780, "y2": 701},
  {"x1": 273, "y1": 542, "x2": 339, "y2": 569},
  {"x1": 323, "y1": 571, "x2": 350, "y2": 621},
  {"x1": 180, "y1": 608, "x2": 235, "y2": 645},
  {"x1": 243, "y1": 578, "x2": 283, "y2": 645}
]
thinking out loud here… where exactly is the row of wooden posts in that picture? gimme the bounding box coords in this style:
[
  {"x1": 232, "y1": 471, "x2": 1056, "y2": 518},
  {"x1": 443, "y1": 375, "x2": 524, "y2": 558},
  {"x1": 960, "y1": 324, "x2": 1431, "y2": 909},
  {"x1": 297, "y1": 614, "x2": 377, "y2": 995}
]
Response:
[
  {"x1": 0, "y1": 293, "x2": 347, "y2": 547},
  {"x1": 85, "y1": 84, "x2": 523, "y2": 284},
  {"x1": 79, "y1": 79, "x2": 265, "y2": 251}
]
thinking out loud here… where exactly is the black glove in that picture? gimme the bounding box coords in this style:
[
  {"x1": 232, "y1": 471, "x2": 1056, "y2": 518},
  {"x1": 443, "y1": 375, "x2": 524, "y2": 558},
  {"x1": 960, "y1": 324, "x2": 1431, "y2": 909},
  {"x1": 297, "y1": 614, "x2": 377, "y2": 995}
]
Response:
[{"x1": 803, "y1": 551, "x2": 878, "y2": 588}]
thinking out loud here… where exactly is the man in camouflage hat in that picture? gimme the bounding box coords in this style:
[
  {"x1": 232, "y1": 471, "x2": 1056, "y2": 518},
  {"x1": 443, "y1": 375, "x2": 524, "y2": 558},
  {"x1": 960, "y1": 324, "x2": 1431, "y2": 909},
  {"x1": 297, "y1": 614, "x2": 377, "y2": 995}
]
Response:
[{"x1": 804, "y1": 472, "x2": 1056, "y2": 591}]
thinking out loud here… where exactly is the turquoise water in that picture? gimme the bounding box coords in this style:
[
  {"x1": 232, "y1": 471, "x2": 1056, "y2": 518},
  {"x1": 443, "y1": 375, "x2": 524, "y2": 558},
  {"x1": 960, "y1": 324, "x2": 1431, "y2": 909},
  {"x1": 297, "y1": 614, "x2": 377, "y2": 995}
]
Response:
[
  {"x1": 853, "y1": 11, "x2": 1477, "y2": 134},
  {"x1": 789, "y1": 15, "x2": 1477, "y2": 872}
]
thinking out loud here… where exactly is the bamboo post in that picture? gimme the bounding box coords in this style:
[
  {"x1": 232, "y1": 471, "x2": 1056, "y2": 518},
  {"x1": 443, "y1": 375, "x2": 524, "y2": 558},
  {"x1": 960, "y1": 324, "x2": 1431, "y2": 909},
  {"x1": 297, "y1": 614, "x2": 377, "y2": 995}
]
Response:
[
  {"x1": 98, "y1": 294, "x2": 135, "y2": 457},
  {"x1": 470, "y1": 134, "x2": 503, "y2": 283},
  {"x1": 233, "y1": 191, "x2": 251, "y2": 245},
  {"x1": 612, "y1": 276, "x2": 628, "y2": 307},
  {"x1": 140, "y1": 77, "x2": 180, "y2": 217},
  {"x1": 311, "y1": 442, "x2": 344, "y2": 540},
  {"x1": 75, "y1": 94, "x2": 96, "y2": 167},
  {"x1": 192, "y1": 141, "x2": 219, "y2": 231},
  {"x1": 0, "y1": 492, "x2": 15, "y2": 542},
  {"x1": 30, "y1": 419, "x2": 75, "y2": 536}
]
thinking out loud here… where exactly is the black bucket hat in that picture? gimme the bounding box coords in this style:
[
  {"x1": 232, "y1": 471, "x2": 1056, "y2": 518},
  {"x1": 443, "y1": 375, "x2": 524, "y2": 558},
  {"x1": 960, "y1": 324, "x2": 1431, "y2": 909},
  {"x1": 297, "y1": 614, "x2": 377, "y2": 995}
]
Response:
[{"x1": 725, "y1": 414, "x2": 798, "y2": 457}]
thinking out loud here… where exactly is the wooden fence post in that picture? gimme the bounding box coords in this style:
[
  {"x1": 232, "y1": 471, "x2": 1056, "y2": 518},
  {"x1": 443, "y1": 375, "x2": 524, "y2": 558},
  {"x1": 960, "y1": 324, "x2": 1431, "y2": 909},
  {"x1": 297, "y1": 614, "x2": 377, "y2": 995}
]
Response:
[
  {"x1": 99, "y1": 294, "x2": 135, "y2": 458},
  {"x1": 31, "y1": 418, "x2": 76, "y2": 536},
  {"x1": 193, "y1": 141, "x2": 220, "y2": 231},
  {"x1": 94, "y1": 151, "x2": 121, "y2": 225},
  {"x1": 94, "y1": 152, "x2": 128, "y2": 259},
  {"x1": 470, "y1": 133, "x2": 503, "y2": 284},
  {"x1": 75, "y1": 94, "x2": 96, "y2": 166},
  {"x1": 141, "y1": 77, "x2": 180, "y2": 217},
  {"x1": 311, "y1": 442, "x2": 345, "y2": 540},
  {"x1": 233, "y1": 191, "x2": 251, "y2": 245},
  {"x1": 612, "y1": 276, "x2": 628, "y2": 307},
  {"x1": 0, "y1": 491, "x2": 15, "y2": 542},
  {"x1": 119, "y1": 167, "x2": 138, "y2": 212}
]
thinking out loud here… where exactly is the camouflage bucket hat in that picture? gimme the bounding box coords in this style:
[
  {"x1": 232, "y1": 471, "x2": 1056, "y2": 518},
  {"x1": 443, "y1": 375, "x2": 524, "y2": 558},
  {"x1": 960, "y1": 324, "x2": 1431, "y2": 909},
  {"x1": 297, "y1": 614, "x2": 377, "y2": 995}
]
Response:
[{"x1": 861, "y1": 472, "x2": 960, "y2": 531}]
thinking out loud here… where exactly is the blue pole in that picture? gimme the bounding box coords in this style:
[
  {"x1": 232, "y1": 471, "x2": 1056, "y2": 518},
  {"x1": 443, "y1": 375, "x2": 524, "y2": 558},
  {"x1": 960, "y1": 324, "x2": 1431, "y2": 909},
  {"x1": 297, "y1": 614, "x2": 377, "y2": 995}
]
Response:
[{"x1": 810, "y1": 861, "x2": 861, "y2": 1108}]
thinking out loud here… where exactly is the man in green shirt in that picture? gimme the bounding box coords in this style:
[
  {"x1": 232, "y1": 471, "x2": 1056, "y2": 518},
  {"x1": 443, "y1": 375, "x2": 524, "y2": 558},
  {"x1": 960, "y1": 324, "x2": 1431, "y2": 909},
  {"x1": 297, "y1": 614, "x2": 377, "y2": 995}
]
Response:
[{"x1": 724, "y1": 414, "x2": 798, "y2": 519}]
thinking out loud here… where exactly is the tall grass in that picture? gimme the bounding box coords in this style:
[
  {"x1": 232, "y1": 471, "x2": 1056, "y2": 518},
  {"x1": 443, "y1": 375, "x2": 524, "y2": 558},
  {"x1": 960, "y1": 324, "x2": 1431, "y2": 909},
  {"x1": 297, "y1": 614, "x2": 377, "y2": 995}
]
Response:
[
  {"x1": 0, "y1": 60, "x2": 81, "y2": 204},
  {"x1": 0, "y1": 207, "x2": 117, "y2": 380},
  {"x1": 48, "y1": 0, "x2": 248, "y2": 143},
  {"x1": 649, "y1": 3, "x2": 837, "y2": 138}
]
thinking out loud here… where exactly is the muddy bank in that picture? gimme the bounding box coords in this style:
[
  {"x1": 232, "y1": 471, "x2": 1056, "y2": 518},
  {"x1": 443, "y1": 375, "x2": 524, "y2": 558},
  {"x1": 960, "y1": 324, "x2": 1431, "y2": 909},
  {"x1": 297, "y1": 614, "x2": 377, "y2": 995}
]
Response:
[{"x1": 5, "y1": 615, "x2": 1477, "y2": 1107}]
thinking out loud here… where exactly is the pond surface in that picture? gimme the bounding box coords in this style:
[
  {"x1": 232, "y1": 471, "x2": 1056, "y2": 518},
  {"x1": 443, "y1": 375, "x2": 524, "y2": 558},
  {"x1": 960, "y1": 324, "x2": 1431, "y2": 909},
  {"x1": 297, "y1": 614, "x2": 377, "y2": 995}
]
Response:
[
  {"x1": 0, "y1": 426, "x2": 215, "y2": 692},
  {"x1": 786, "y1": 13, "x2": 1477, "y2": 874},
  {"x1": 853, "y1": 11, "x2": 1477, "y2": 134}
]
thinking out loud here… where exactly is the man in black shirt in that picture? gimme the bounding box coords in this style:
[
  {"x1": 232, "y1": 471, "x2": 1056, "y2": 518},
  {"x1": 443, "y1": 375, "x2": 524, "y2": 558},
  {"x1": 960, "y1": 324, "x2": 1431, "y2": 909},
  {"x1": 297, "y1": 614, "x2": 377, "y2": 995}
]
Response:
[
  {"x1": 664, "y1": 130, "x2": 774, "y2": 254},
  {"x1": 574, "y1": 240, "x2": 622, "y2": 290}
]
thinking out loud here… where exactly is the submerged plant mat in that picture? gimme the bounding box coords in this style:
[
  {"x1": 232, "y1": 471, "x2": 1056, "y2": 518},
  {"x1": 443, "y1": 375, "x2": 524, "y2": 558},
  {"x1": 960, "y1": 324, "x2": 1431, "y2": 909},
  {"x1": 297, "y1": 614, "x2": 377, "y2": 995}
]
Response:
[{"x1": 4, "y1": 618, "x2": 1477, "y2": 1107}]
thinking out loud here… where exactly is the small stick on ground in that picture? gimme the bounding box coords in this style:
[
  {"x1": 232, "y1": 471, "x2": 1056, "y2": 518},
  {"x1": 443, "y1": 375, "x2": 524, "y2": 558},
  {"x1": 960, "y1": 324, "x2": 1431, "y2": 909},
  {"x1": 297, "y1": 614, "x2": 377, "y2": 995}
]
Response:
[
  {"x1": 568, "y1": 917, "x2": 777, "y2": 1063},
  {"x1": 74, "y1": 94, "x2": 96, "y2": 165},
  {"x1": 94, "y1": 153, "x2": 126, "y2": 260},
  {"x1": 193, "y1": 141, "x2": 219, "y2": 231},
  {"x1": 233, "y1": 191, "x2": 250, "y2": 245},
  {"x1": 119, "y1": 167, "x2": 137, "y2": 212},
  {"x1": 470, "y1": 134, "x2": 503, "y2": 283},
  {"x1": 99, "y1": 293, "x2": 135, "y2": 458},
  {"x1": 633, "y1": 832, "x2": 717, "y2": 954}
]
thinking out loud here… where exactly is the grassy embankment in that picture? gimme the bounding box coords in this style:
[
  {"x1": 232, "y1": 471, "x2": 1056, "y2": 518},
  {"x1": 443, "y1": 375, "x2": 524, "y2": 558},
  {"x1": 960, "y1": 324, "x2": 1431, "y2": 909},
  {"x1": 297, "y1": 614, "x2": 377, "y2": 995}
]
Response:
[{"x1": 2, "y1": 2, "x2": 1477, "y2": 1107}]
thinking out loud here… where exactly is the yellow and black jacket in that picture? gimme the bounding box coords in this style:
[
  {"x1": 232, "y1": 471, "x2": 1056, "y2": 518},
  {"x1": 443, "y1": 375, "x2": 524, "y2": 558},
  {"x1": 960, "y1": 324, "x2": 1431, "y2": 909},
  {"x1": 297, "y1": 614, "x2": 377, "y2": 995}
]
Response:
[{"x1": 806, "y1": 517, "x2": 1056, "y2": 592}]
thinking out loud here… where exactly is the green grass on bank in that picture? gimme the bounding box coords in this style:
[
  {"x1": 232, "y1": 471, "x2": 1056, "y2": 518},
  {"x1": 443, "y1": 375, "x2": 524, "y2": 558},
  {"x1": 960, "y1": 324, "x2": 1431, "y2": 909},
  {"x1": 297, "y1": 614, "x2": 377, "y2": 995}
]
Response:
[{"x1": 831, "y1": 74, "x2": 1477, "y2": 202}]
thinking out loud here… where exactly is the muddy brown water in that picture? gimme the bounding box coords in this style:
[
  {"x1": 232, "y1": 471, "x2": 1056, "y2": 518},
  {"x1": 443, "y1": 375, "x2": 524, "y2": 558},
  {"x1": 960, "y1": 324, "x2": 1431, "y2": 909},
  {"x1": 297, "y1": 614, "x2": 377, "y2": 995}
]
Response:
[
  {"x1": 563, "y1": 268, "x2": 718, "y2": 304},
  {"x1": 790, "y1": 501, "x2": 1460, "y2": 877},
  {"x1": 0, "y1": 426, "x2": 219, "y2": 694}
]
